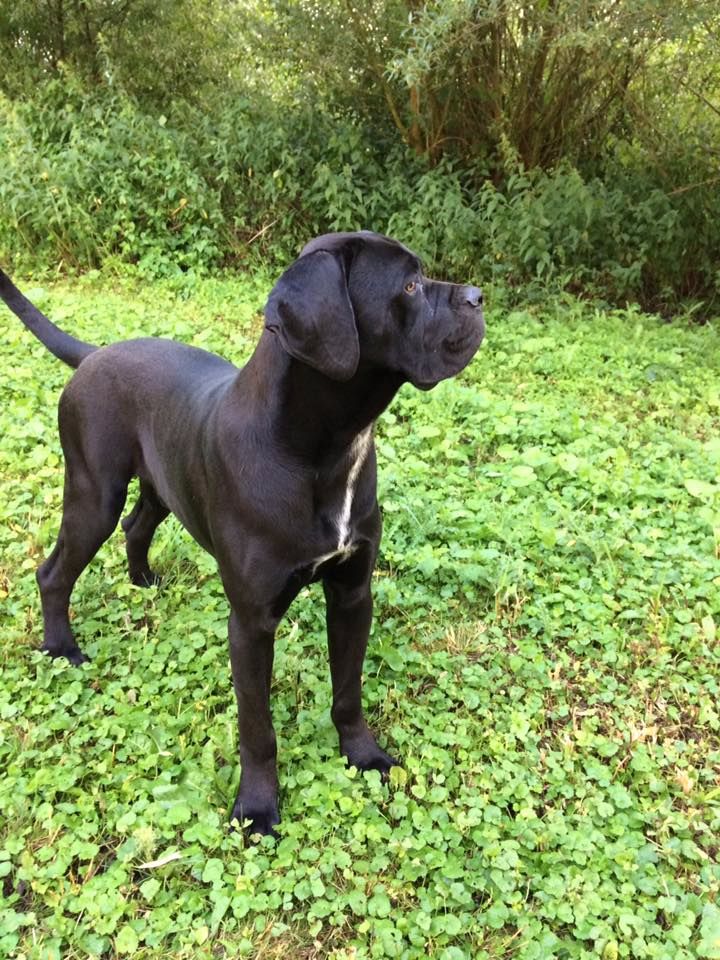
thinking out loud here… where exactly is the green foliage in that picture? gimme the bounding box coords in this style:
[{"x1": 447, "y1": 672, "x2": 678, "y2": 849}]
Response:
[
  {"x1": 240, "y1": 0, "x2": 720, "y2": 217},
  {"x1": 0, "y1": 83, "x2": 226, "y2": 275},
  {"x1": 192, "y1": 101, "x2": 401, "y2": 265},
  {"x1": 1, "y1": 277, "x2": 719, "y2": 958},
  {"x1": 473, "y1": 160, "x2": 684, "y2": 306},
  {"x1": 0, "y1": 0, "x2": 720, "y2": 308},
  {"x1": 0, "y1": 0, "x2": 243, "y2": 106},
  {"x1": 1, "y1": 0, "x2": 720, "y2": 310},
  {"x1": 3, "y1": 82, "x2": 719, "y2": 314},
  {"x1": 0, "y1": 85, "x2": 402, "y2": 274},
  {"x1": 387, "y1": 0, "x2": 719, "y2": 166}
]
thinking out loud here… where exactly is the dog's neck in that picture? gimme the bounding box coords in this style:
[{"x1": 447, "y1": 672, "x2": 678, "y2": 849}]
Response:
[{"x1": 239, "y1": 331, "x2": 404, "y2": 457}]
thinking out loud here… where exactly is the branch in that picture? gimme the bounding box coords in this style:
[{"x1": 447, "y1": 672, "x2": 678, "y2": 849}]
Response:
[
  {"x1": 668, "y1": 175, "x2": 720, "y2": 196},
  {"x1": 674, "y1": 75, "x2": 720, "y2": 120}
]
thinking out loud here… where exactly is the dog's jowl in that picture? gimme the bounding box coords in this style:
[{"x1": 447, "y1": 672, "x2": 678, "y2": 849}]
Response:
[{"x1": 0, "y1": 231, "x2": 484, "y2": 835}]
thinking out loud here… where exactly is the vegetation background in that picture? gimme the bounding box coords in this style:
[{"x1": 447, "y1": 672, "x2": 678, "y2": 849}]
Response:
[
  {"x1": 1, "y1": 2, "x2": 720, "y2": 959},
  {"x1": 0, "y1": 0, "x2": 719, "y2": 313}
]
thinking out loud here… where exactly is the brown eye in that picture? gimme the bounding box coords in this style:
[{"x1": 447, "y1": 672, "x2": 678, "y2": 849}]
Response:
[{"x1": 404, "y1": 281, "x2": 417, "y2": 295}]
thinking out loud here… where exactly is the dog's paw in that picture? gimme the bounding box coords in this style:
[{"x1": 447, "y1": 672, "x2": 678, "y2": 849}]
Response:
[
  {"x1": 229, "y1": 800, "x2": 280, "y2": 839},
  {"x1": 358, "y1": 751, "x2": 400, "y2": 777},
  {"x1": 40, "y1": 643, "x2": 89, "y2": 666},
  {"x1": 342, "y1": 737, "x2": 399, "y2": 779},
  {"x1": 130, "y1": 569, "x2": 162, "y2": 588}
]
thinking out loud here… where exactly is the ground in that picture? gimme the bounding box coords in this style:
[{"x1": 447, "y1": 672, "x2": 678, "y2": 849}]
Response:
[{"x1": 1, "y1": 274, "x2": 719, "y2": 959}]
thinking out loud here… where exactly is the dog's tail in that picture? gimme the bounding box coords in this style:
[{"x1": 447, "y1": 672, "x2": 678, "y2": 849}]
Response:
[{"x1": 0, "y1": 269, "x2": 97, "y2": 368}]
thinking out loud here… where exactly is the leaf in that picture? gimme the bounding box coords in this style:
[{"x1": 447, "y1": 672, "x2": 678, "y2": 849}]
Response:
[
  {"x1": 139, "y1": 878, "x2": 160, "y2": 900},
  {"x1": 699, "y1": 903, "x2": 720, "y2": 958},
  {"x1": 379, "y1": 645, "x2": 405, "y2": 671},
  {"x1": 116, "y1": 925, "x2": 139, "y2": 955},
  {"x1": 210, "y1": 892, "x2": 231, "y2": 930},
  {"x1": 368, "y1": 889, "x2": 392, "y2": 918},
  {"x1": 310, "y1": 876, "x2": 326, "y2": 897},
  {"x1": 416, "y1": 425, "x2": 442, "y2": 439},
  {"x1": 684, "y1": 478, "x2": 716, "y2": 499},
  {"x1": 201, "y1": 857, "x2": 224, "y2": 884},
  {"x1": 509, "y1": 464, "x2": 537, "y2": 487},
  {"x1": 389, "y1": 765, "x2": 408, "y2": 788}
]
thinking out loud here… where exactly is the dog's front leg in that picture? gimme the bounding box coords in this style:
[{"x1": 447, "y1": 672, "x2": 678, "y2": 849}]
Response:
[
  {"x1": 227, "y1": 607, "x2": 280, "y2": 836},
  {"x1": 323, "y1": 550, "x2": 398, "y2": 775}
]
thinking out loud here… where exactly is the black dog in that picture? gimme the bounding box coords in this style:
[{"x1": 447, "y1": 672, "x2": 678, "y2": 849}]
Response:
[{"x1": 0, "y1": 231, "x2": 484, "y2": 835}]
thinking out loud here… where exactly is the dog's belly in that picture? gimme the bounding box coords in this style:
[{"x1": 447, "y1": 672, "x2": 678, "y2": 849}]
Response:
[
  {"x1": 137, "y1": 462, "x2": 216, "y2": 554},
  {"x1": 135, "y1": 443, "x2": 217, "y2": 555}
]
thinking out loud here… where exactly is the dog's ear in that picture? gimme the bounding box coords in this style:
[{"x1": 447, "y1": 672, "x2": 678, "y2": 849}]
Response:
[{"x1": 264, "y1": 250, "x2": 359, "y2": 381}]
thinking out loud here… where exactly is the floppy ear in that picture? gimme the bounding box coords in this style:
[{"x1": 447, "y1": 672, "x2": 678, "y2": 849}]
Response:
[{"x1": 264, "y1": 249, "x2": 359, "y2": 381}]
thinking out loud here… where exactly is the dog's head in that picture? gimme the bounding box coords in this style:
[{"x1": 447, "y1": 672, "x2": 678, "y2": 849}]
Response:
[{"x1": 264, "y1": 231, "x2": 484, "y2": 389}]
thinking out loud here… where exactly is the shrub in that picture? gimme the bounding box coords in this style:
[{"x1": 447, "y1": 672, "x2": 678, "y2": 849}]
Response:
[
  {"x1": 473, "y1": 162, "x2": 681, "y2": 305},
  {"x1": 0, "y1": 82, "x2": 225, "y2": 275},
  {"x1": 1, "y1": 80, "x2": 718, "y2": 316}
]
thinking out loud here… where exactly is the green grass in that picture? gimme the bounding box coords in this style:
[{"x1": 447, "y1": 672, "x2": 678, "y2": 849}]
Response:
[{"x1": 1, "y1": 274, "x2": 719, "y2": 960}]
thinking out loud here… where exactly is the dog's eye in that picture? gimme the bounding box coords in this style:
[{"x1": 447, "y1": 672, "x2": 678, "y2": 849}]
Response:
[{"x1": 404, "y1": 281, "x2": 417, "y2": 295}]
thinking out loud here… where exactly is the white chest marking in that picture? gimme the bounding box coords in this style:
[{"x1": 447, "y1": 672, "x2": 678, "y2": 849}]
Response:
[
  {"x1": 337, "y1": 428, "x2": 372, "y2": 550},
  {"x1": 309, "y1": 543, "x2": 358, "y2": 577},
  {"x1": 308, "y1": 429, "x2": 372, "y2": 577}
]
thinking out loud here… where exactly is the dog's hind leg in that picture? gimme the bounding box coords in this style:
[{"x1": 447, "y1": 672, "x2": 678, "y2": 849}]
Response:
[
  {"x1": 121, "y1": 480, "x2": 169, "y2": 587},
  {"x1": 36, "y1": 462, "x2": 129, "y2": 665}
]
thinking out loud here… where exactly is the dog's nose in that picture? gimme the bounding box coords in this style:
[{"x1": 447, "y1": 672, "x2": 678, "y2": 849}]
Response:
[{"x1": 464, "y1": 286, "x2": 483, "y2": 308}]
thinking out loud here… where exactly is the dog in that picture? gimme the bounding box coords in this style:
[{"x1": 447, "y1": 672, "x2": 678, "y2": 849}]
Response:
[{"x1": 0, "y1": 231, "x2": 484, "y2": 835}]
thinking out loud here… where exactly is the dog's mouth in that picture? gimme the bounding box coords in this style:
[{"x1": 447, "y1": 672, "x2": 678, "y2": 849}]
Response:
[
  {"x1": 443, "y1": 331, "x2": 473, "y2": 354},
  {"x1": 409, "y1": 312, "x2": 485, "y2": 391},
  {"x1": 413, "y1": 378, "x2": 440, "y2": 392},
  {"x1": 442, "y1": 318, "x2": 484, "y2": 356}
]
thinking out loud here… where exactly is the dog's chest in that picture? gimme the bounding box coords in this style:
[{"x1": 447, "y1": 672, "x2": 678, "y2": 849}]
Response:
[{"x1": 310, "y1": 428, "x2": 372, "y2": 569}]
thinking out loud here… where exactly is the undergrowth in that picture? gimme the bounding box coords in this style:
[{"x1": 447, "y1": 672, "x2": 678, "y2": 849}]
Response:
[{"x1": 1, "y1": 83, "x2": 719, "y2": 315}]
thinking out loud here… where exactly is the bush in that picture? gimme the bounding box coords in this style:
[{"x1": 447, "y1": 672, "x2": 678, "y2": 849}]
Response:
[
  {"x1": 473, "y1": 162, "x2": 680, "y2": 304},
  {"x1": 1, "y1": 80, "x2": 718, "y2": 316},
  {"x1": 0, "y1": 82, "x2": 225, "y2": 275}
]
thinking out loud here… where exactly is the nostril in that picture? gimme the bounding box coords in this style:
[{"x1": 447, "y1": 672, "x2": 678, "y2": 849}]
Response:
[{"x1": 465, "y1": 286, "x2": 483, "y2": 308}]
